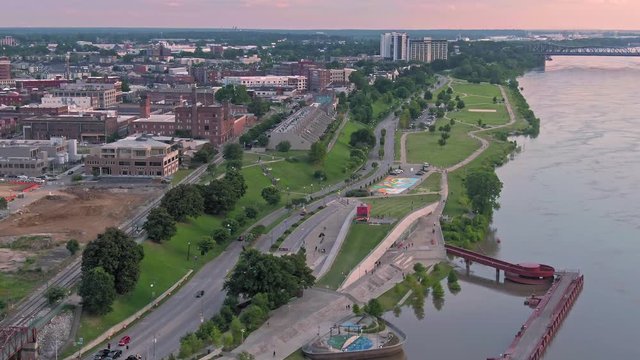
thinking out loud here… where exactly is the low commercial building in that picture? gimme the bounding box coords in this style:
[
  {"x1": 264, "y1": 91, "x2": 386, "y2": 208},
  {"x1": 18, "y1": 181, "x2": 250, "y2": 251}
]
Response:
[
  {"x1": 84, "y1": 135, "x2": 179, "y2": 177},
  {"x1": 267, "y1": 104, "x2": 335, "y2": 150},
  {"x1": 19, "y1": 112, "x2": 121, "y2": 144},
  {"x1": 223, "y1": 76, "x2": 308, "y2": 92},
  {"x1": 51, "y1": 83, "x2": 118, "y2": 109},
  {"x1": 0, "y1": 137, "x2": 77, "y2": 177}
]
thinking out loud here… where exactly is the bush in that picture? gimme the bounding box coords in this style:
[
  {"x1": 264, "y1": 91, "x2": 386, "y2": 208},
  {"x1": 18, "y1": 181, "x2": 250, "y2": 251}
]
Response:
[
  {"x1": 250, "y1": 225, "x2": 266, "y2": 236},
  {"x1": 66, "y1": 239, "x2": 80, "y2": 255},
  {"x1": 275, "y1": 141, "x2": 291, "y2": 152},
  {"x1": 45, "y1": 286, "x2": 66, "y2": 305},
  {"x1": 244, "y1": 206, "x2": 258, "y2": 219},
  {"x1": 345, "y1": 189, "x2": 369, "y2": 197},
  {"x1": 71, "y1": 174, "x2": 83, "y2": 182}
]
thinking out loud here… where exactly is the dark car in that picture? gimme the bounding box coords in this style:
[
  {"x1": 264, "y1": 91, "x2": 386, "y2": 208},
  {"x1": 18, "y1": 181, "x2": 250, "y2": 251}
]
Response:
[
  {"x1": 67, "y1": 170, "x2": 74, "y2": 175},
  {"x1": 94, "y1": 348, "x2": 111, "y2": 359},
  {"x1": 126, "y1": 356, "x2": 142, "y2": 360},
  {"x1": 108, "y1": 350, "x2": 123, "y2": 359},
  {"x1": 195, "y1": 290, "x2": 205, "y2": 298}
]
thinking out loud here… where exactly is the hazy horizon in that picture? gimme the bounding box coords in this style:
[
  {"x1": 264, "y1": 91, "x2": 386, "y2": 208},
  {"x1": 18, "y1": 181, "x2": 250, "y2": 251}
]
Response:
[{"x1": 2, "y1": 0, "x2": 640, "y2": 31}]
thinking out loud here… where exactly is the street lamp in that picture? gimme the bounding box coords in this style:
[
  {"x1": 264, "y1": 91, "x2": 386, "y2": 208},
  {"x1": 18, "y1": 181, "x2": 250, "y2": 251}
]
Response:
[
  {"x1": 240, "y1": 329, "x2": 246, "y2": 343},
  {"x1": 153, "y1": 336, "x2": 157, "y2": 360},
  {"x1": 186, "y1": 241, "x2": 191, "y2": 260}
]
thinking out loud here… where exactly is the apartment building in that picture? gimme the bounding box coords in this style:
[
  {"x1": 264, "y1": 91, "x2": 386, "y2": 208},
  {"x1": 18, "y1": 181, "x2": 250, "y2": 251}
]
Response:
[
  {"x1": 408, "y1": 37, "x2": 449, "y2": 63},
  {"x1": 223, "y1": 76, "x2": 308, "y2": 92},
  {"x1": 51, "y1": 83, "x2": 118, "y2": 108},
  {"x1": 380, "y1": 32, "x2": 409, "y2": 61}
]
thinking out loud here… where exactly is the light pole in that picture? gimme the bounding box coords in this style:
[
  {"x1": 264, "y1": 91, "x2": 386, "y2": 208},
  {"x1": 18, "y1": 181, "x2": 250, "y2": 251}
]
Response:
[
  {"x1": 240, "y1": 329, "x2": 246, "y2": 343},
  {"x1": 186, "y1": 241, "x2": 191, "y2": 260},
  {"x1": 150, "y1": 281, "x2": 155, "y2": 299}
]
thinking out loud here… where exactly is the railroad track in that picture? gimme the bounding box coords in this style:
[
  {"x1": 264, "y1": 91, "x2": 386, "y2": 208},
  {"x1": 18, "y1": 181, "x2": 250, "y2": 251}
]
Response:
[{"x1": 0, "y1": 159, "x2": 215, "y2": 329}]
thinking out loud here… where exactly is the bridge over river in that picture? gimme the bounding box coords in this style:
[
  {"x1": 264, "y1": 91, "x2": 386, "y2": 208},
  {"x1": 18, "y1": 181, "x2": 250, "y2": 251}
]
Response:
[{"x1": 530, "y1": 43, "x2": 640, "y2": 57}]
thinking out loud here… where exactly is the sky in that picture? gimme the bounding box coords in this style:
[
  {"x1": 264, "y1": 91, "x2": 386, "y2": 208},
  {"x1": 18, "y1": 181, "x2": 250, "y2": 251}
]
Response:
[{"x1": 1, "y1": 0, "x2": 640, "y2": 30}]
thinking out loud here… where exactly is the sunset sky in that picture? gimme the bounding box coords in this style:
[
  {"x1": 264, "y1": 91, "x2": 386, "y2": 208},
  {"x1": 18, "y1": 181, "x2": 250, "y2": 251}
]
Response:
[{"x1": 1, "y1": 0, "x2": 639, "y2": 30}]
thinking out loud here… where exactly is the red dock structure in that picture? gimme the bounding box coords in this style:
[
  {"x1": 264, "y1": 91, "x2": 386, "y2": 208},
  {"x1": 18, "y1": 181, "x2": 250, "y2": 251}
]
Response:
[
  {"x1": 445, "y1": 244, "x2": 555, "y2": 284},
  {"x1": 443, "y1": 244, "x2": 583, "y2": 360}
]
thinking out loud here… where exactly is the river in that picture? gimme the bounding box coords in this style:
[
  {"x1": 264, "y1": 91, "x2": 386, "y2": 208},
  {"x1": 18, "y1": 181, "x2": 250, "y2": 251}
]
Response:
[{"x1": 385, "y1": 56, "x2": 640, "y2": 359}]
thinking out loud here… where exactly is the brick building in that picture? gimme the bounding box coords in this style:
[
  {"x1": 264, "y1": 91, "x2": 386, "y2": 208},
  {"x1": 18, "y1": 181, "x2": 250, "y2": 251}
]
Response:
[
  {"x1": 0, "y1": 117, "x2": 17, "y2": 137},
  {"x1": 84, "y1": 135, "x2": 179, "y2": 177},
  {"x1": 19, "y1": 112, "x2": 120, "y2": 143},
  {"x1": 0, "y1": 57, "x2": 10, "y2": 81}
]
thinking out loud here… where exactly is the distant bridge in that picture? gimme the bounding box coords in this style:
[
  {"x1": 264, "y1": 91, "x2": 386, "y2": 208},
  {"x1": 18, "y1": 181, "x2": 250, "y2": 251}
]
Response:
[{"x1": 530, "y1": 43, "x2": 640, "y2": 57}]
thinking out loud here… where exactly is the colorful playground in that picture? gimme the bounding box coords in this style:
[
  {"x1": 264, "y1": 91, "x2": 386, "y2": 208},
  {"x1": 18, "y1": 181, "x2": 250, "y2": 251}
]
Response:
[{"x1": 371, "y1": 177, "x2": 419, "y2": 195}]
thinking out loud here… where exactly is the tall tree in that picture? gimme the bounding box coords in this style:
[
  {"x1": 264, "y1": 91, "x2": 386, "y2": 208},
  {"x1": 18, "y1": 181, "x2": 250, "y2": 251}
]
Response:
[
  {"x1": 161, "y1": 184, "x2": 204, "y2": 222},
  {"x1": 223, "y1": 143, "x2": 243, "y2": 161},
  {"x1": 261, "y1": 186, "x2": 281, "y2": 205},
  {"x1": 465, "y1": 169, "x2": 503, "y2": 215},
  {"x1": 308, "y1": 141, "x2": 327, "y2": 165},
  {"x1": 224, "y1": 168, "x2": 248, "y2": 199},
  {"x1": 79, "y1": 267, "x2": 116, "y2": 315},
  {"x1": 349, "y1": 128, "x2": 376, "y2": 149},
  {"x1": 198, "y1": 180, "x2": 239, "y2": 215},
  {"x1": 144, "y1": 207, "x2": 177, "y2": 242},
  {"x1": 81, "y1": 227, "x2": 144, "y2": 295}
]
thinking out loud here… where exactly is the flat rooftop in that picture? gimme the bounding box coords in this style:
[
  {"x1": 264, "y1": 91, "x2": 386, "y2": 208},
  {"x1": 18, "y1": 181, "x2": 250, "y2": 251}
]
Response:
[{"x1": 133, "y1": 114, "x2": 175, "y2": 123}]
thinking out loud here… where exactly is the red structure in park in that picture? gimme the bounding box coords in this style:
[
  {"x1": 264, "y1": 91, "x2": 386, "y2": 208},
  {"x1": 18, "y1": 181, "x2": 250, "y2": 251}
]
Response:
[{"x1": 356, "y1": 203, "x2": 371, "y2": 222}]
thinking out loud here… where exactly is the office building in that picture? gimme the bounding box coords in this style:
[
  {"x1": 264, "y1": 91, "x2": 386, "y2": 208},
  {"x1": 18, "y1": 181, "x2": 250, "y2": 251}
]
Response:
[
  {"x1": 51, "y1": 83, "x2": 118, "y2": 109},
  {"x1": 0, "y1": 137, "x2": 77, "y2": 177},
  {"x1": 380, "y1": 32, "x2": 408, "y2": 61},
  {"x1": 0, "y1": 36, "x2": 17, "y2": 47},
  {"x1": 222, "y1": 76, "x2": 308, "y2": 91},
  {"x1": 84, "y1": 135, "x2": 179, "y2": 177},
  {"x1": 19, "y1": 112, "x2": 123, "y2": 143}
]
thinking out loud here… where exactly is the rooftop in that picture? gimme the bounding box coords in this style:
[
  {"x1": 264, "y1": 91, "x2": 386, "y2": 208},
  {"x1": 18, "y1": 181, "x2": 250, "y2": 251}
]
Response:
[
  {"x1": 102, "y1": 135, "x2": 171, "y2": 149},
  {"x1": 133, "y1": 113, "x2": 175, "y2": 123}
]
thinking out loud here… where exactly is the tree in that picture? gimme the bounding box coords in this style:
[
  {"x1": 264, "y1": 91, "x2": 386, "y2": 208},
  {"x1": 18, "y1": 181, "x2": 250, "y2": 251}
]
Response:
[
  {"x1": 239, "y1": 304, "x2": 267, "y2": 331},
  {"x1": 198, "y1": 237, "x2": 216, "y2": 255},
  {"x1": 45, "y1": 286, "x2": 66, "y2": 305},
  {"x1": 424, "y1": 90, "x2": 433, "y2": 100},
  {"x1": 308, "y1": 141, "x2": 327, "y2": 165},
  {"x1": 261, "y1": 186, "x2": 281, "y2": 205},
  {"x1": 0, "y1": 197, "x2": 7, "y2": 210},
  {"x1": 275, "y1": 141, "x2": 291, "y2": 152},
  {"x1": 256, "y1": 134, "x2": 269, "y2": 147},
  {"x1": 223, "y1": 143, "x2": 243, "y2": 161},
  {"x1": 313, "y1": 170, "x2": 327, "y2": 181},
  {"x1": 79, "y1": 267, "x2": 116, "y2": 315},
  {"x1": 244, "y1": 206, "x2": 258, "y2": 219},
  {"x1": 224, "y1": 168, "x2": 248, "y2": 199},
  {"x1": 428, "y1": 125, "x2": 436, "y2": 133},
  {"x1": 456, "y1": 99, "x2": 465, "y2": 109},
  {"x1": 492, "y1": 96, "x2": 498, "y2": 104},
  {"x1": 224, "y1": 249, "x2": 315, "y2": 308},
  {"x1": 222, "y1": 218, "x2": 240, "y2": 234},
  {"x1": 212, "y1": 228, "x2": 231, "y2": 244},
  {"x1": 144, "y1": 207, "x2": 177, "y2": 242},
  {"x1": 215, "y1": 84, "x2": 251, "y2": 105},
  {"x1": 364, "y1": 298, "x2": 383, "y2": 317},
  {"x1": 432, "y1": 282, "x2": 445, "y2": 299},
  {"x1": 247, "y1": 97, "x2": 270, "y2": 117},
  {"x1": 448, "y1": 270, "x2": 459, "y2": 284},
  {"x1": 352, "y1": 303, "x2": 361, "y2": 315},
  {"x1": 66, "y1": 239, "x2": 80, "y2": 255},
  {"x1": 230, "y1": 316, "x2": 244, "y2": 344},
  {"x1": 199, "y1": 180, "x2": 239, "y2": 215},
  {"x1": 193, "y1": 143, "x2": 217, "y2": 164},
  {"x1": 349, "y1": 128, "x2": 376, "y2": 149},
  {"x1": 465, "y1": 169, "x2": 503, "y2": 215},
  {"x1": 225, "y1": 159, "x2": 242, "y2": 170},
  {"x1": 161, "y1": 184, "x2": 204, "y2": 222},
  {"x1": 82, "y1": 227, "x2": 144, "y2": 295}
]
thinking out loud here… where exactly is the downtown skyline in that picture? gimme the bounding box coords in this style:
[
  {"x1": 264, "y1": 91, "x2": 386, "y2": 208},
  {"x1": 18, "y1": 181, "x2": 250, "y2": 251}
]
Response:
[{"x1": 1, "y1": 0, "x2": 640, "y2": 31}]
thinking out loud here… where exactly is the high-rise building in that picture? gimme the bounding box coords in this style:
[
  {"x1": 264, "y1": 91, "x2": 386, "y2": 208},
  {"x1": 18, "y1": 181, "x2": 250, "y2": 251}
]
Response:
[
  {"x1": 430, "y1": 39, "x2": 449, "y2": 62},
  {"x1": 408, "y1": 38, "x2": 449, "y2": 63},
  {"x1": 380, "y1": 32, "x2": 408, "y2": 61},
  {"x1": 0, "y1": 57, "x2": 11, "y2": 81}
]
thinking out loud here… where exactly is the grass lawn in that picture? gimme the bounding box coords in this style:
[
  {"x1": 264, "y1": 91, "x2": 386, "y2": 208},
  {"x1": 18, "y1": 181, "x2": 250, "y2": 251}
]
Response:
[
  {"x1": 171, "y1": 169, "x2": 193, "y2": 185},
  {"x1": 405, "y1": 119, "x2": 480, "y2": 167},
  {"x1": 0, "y1": 272, "x2": 43, "y2": 315},
  {"x1": 317, "y1": 224, "x2": 391, "y2": 289},
  {"x1": 372, "y1": 98, "x2": 394, "y2": 120},
  {"x1": 76, "y1": 215, "x2": 223, "y2": 344},
  {"x1": 377, "y1": 262, "x2": 451, "y2": 311},
  {"x1": 409, "y1": 172, "x2": 442, "y2": 194},
  {"x1": 451, "y1": 81, "x2": 501, "y2": 99},
  {"x1": 449, "y1": 81, "x2": 509, "y2": 126},
  {"x1": 236, "y1": 166, "x2": 281, "y2": 218},
  {"x1": 362, "y1": 194, "x2": 440, "y2": 219},
  {"x1": 444, "y1": 137, "x2": 516, "y2": 218},
  {"x1": 265, "y1": 121, "x2": 367, "y2": 195}
]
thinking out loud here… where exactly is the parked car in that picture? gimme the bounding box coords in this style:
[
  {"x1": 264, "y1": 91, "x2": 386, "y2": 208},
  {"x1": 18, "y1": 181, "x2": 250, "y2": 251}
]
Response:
[
  {"x1": 416, "y1": 171, "x2": 425, "y2": 176},
  {"x1": 94, "y1": 349, "x2": 111, "y2": 360},
  {"x1": 118, "y1": 335, "x2": 131, "y2": 346},
  {"x1": 108, "y1": 350, "x2": 123, "y2": 359},
  {"x1": 67, "y1": 170, "x2": 74, "y2": 175},
  {"x1": 126, "y1": 355, "x2": 142, "y2": 360},
  {"x1": 195, "y1": 290, "x2": 205, "y2": 298}
]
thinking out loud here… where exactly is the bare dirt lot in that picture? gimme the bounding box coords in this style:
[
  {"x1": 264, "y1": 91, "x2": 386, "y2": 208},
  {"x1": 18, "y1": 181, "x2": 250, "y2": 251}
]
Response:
[{"x1": 0, "y1": 186, "x2": 156, "y2": 244}]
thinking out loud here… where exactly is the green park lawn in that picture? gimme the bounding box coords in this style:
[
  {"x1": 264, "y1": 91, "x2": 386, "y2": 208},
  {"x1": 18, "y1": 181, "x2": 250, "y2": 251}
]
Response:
[
  {"x1": 317, "y1": 224, "x2": 391, "y2": 289},
  {"x1": 362, "y1": 194, "x2": 440, "y2": 220},
  {"x1": 405, "y1": 119, "x2": 481, "y2": 167},
  {"x1": 409, "y1": 172, "x2": 442, "y2": 194},
  {"x1": 451, "y1": 81, "x2": 502, "y2": 99},
  {"x1": 443, "y1": 136, "x2": 516, "y2": 218},
  {"x1": 258, "y1": 121, "x2": 367, "y2": 195},
  {"x1": 0, "y1": 272, "x2": 43, "y2": 316},
  {"x1": 171, "y1": 169, "x2": 193, "y2": 185},
  {"x1": 76, "y1": 215, "x2": 223, "y2": 344},
  {"x1": 449, "y1": 81, "x2": 509, "y2": 126}
]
